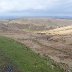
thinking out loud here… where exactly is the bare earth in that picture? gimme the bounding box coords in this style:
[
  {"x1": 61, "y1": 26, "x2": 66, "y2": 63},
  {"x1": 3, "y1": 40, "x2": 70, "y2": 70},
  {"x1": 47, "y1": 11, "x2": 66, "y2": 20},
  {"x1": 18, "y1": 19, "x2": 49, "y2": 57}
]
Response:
[{"x1": 0, "y1": 18, "x2": 72, "y2": 71}]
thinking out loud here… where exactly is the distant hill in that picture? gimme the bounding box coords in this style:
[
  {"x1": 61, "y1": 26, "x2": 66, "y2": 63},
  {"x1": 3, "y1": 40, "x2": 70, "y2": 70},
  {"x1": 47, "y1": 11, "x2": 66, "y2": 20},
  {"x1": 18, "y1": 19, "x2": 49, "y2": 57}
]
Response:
[{"x1": 0, "y1": 16, "x2": 72, "y2": 20}]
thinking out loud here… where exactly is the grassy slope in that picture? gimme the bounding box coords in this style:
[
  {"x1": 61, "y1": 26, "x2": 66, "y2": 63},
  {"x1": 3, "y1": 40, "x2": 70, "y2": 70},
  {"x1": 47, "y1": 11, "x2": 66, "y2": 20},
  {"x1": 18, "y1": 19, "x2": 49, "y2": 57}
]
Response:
[{"x1": 0, "y1": 36, "x2": 64, "y2": 72}]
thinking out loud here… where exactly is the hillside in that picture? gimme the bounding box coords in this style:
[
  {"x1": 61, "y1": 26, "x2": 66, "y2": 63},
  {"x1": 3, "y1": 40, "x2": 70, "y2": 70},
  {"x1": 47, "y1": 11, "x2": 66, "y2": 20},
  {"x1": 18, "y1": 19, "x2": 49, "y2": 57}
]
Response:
[
  {"x1": 0, "y1": 18, "x2": 72, "y2": 72},
  {"x1": 0, "y1": 37, "x2": 63, "y2": 72},
  {"x1": 35, "y1": 25, "x2": 72, "y2": 35}
]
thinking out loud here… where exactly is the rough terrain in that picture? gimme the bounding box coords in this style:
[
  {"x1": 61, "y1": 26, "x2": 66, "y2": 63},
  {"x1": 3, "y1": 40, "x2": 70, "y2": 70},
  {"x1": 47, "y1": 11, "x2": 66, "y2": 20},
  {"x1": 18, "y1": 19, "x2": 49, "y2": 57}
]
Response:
[{"x1": 0, "y1": 18, "x2": 72, "y2": 71}]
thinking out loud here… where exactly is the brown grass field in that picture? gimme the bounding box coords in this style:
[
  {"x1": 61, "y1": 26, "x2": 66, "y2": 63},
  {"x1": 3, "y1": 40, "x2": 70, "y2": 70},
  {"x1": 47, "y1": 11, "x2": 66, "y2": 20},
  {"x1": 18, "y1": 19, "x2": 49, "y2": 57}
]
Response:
[{"x1": 0, "y1": 18, "x2": 72, "y2": 71}]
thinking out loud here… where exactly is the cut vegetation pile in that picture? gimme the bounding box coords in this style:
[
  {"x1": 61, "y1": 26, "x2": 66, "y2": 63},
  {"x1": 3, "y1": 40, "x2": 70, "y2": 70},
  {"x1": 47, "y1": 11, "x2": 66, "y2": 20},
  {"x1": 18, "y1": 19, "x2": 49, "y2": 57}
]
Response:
[{"x1": 0, "y1": 36, "x2": 64, "y2": 72}]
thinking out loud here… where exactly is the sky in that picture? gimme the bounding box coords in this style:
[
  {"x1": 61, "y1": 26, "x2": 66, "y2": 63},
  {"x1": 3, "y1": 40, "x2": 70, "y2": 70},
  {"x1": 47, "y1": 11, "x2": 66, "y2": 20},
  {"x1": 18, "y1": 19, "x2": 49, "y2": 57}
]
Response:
[{"x1": 0, "y1": 0, "x2": 72, "y2": 16}]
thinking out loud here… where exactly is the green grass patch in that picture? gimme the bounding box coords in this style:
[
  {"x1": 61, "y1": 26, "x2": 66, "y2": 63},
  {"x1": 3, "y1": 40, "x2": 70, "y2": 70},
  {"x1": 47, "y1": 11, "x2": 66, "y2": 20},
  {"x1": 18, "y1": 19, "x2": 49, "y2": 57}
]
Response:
[{"x1": 0, "y1": 36, "x2": 64, "y2": 72}]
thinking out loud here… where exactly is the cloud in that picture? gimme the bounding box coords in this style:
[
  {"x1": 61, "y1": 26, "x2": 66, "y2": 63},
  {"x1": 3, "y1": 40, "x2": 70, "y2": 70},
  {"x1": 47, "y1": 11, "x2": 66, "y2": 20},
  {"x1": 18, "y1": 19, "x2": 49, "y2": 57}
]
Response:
[
  {"x1": 0, "y1": 0, "x2": 59, "y2": 12},
  {"x1": 0, "y1": 0, "x2": 18, "y2": 12},
  {"x1": 0, "y1": 0, "x2": 72, "y2": 16}
]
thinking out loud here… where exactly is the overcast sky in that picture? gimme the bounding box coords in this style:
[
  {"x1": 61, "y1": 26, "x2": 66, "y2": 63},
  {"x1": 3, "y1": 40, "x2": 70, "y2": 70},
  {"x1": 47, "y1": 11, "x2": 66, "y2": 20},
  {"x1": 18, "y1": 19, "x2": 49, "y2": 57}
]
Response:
[{"x1": 0, "y1": 0, "x2": 72, "y2": 16}]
